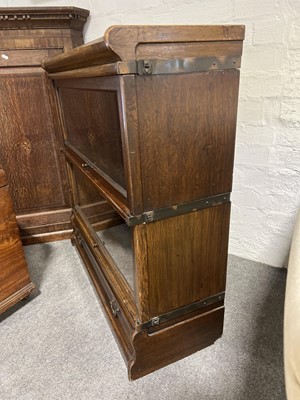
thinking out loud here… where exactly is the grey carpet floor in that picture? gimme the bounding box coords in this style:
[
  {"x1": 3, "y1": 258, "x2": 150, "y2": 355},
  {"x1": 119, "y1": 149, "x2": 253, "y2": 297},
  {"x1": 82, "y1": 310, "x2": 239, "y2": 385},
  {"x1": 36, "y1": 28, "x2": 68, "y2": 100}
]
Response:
[{"x1": 0, "y1": 240, "x2": 287, "y2": 400}]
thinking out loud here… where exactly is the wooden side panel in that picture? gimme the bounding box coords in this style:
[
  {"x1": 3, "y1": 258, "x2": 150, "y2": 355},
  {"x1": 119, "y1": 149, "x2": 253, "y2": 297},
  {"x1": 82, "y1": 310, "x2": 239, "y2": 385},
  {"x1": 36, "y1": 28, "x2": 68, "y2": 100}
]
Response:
[
  {"x1": 136, "y1": 40, "x2": 243, "y2": 59},
  {"x1": 0, "y1": 169, "x2": 7, "y2": 187},
  {"x1": 136, "y1": 69, "x2": 240, "y2": 210},
  {"x1": 143, "y1": 203, "x2": 230, "y2": 317},
  {"x1": 107, "y1": 25, "x2": 245, "y2": 61},
  {"x1": 0, "y1": 70, "x2": 69, "y2": 214},
  {"x1": 0, "y1": 177, "x2": 34, "y2": 312}
]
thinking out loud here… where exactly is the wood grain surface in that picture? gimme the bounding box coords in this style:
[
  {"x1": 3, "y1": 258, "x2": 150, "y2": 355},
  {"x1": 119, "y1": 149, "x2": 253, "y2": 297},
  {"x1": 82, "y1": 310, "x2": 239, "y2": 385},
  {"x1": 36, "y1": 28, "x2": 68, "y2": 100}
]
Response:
[
  {"x1": 43, "y1": 25, "x2": 245, "y2": 73},
  {"x1": 136, "y1": 40, "x2": 243, "y2": 59},
  {"x1": 130, "y1": 306, "x2": 224, "y2": 380},
  {"x1": 46, "y1": 25, "x2": 244, "y2": 379},
  {"x1": 140, "y1": 203, "x2": 231, "y2": 318},
  {"x1": 0, "y1": 71, "x2": 67, "y2": 213},
  {"x1": 0, "y1": 169, "x2": 35, "y2": 314},
  {"x1": 0, "y1": 7, "x2": 89, "y2": 243},
  {"x1": 73, "y1": 212, "x2": 225, "y2": 381},
  {"x1": 137, "y1": 69, "x2": 240, "y2": 211}
]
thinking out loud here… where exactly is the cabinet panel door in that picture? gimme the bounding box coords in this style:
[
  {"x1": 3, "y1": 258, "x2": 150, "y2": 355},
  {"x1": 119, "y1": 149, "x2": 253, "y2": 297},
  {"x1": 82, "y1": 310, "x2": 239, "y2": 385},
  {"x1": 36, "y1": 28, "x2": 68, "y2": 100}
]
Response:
[{"x1": 0, "y1": 69, "x2": 69, "y2": 214}]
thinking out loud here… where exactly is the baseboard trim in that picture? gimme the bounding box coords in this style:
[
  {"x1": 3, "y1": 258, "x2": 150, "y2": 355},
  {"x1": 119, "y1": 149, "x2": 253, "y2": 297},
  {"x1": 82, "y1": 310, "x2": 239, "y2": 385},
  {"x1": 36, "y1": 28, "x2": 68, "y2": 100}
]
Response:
[{"x1": 21, "y1": 229, "x2": 73, "y2": 245}]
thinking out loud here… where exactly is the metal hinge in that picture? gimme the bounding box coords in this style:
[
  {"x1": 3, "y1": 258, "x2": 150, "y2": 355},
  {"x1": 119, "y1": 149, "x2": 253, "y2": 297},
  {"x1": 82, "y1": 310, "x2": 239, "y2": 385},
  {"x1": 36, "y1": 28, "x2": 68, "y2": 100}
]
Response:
[
  {"x1": 144, "y1": 210, "x2": 155, "y2": 223},
  {"x1": 135, "y1": 56, "x2": 240, "y2": 76},
  {"x1": 77, "y1": 234, "x2": 84, "y2": 246},
  {"x1": 110, "y1": 299, "x2": 120, "y2": 317},
  {"x1": 139, "y1": 291, "x2": 225, "y2": 330},
  {"x1": 150, "y1": 316, "x2": 160, "y2": 327},
  {"x1": 127, "y1": 193, "x2": 231, "y2": 226},
  {"x1": 137, "y1": 60, "x2": 152, "y2": 75}
]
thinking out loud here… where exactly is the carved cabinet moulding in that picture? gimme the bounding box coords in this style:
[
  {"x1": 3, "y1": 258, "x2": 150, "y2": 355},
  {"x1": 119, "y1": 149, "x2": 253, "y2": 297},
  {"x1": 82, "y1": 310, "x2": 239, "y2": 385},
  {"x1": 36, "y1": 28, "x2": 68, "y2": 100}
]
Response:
[{"x1": 0, "y1": 7, "x2": 89, "y2": 30}]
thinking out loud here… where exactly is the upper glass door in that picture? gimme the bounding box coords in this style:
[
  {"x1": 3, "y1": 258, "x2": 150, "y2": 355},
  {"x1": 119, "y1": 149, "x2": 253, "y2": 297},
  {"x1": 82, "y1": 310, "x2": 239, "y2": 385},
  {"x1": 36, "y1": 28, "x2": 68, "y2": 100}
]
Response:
[{"x1": 59, "y1": 86, "x2": 126, "y2": 196}]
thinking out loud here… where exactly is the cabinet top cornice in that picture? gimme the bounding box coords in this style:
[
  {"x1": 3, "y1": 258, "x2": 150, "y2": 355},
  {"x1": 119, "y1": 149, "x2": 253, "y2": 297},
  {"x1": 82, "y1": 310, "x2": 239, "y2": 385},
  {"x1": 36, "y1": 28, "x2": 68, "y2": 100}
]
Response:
[
  {"x1": 0, "y1": 7, "x2": 89, "y2": 30},
  {"x1": 42, "y1": 25, "x2": 245, "y2": 74}
]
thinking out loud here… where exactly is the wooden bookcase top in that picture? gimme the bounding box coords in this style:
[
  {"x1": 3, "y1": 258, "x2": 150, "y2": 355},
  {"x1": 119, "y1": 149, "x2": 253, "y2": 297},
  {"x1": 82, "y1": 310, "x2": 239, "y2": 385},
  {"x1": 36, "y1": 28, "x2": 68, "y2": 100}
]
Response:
[{"x1": 42, "y1": 25, "x2": 245, "y2": 76}]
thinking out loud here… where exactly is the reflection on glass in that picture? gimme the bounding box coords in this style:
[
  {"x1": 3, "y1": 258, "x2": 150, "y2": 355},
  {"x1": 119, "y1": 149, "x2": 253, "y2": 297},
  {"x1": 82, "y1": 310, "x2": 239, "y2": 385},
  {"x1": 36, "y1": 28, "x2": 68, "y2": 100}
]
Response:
[
  {"x1": 60, "y1": 87, "x2": 126, "y2": 191},
  {"x1": 97, "y1": 224, "x2": 134, "y2": 290},
  {"x1": 73, "y1": 164, "x2": 134, "y2": 290}
]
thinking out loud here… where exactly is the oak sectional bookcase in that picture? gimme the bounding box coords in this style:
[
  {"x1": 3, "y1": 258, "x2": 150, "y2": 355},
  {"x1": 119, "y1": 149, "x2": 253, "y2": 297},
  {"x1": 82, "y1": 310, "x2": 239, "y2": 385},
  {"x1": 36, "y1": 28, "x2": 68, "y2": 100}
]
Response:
[{"x1": 43, "y1": 25, "x2": 245, "y2": 380}]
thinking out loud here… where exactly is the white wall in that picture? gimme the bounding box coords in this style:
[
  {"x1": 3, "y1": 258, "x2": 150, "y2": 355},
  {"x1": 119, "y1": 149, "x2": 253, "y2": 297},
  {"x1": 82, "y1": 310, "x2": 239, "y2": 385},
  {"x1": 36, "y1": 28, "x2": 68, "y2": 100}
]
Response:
[{"x1": 1, "y1": 0, "x2": 300, "y2": 267}]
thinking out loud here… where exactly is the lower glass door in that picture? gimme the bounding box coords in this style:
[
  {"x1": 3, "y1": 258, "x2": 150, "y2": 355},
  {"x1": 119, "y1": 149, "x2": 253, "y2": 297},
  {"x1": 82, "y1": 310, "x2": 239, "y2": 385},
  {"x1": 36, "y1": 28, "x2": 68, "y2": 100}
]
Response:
[{"x1": 70, "y1": 161, "x2": 135, "y2": 293}]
